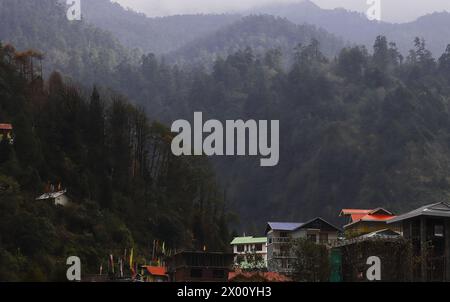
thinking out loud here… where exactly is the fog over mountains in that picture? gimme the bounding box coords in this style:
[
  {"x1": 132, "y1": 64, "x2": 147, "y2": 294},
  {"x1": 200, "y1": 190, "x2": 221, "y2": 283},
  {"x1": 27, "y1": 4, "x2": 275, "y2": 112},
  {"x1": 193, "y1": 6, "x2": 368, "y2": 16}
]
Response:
[
  {"x1": 85, "y1": 0, "x2": 450, "y2": 57},
  {"x1": 114, "y1": 0, "x2": 450, "y2": 23}
]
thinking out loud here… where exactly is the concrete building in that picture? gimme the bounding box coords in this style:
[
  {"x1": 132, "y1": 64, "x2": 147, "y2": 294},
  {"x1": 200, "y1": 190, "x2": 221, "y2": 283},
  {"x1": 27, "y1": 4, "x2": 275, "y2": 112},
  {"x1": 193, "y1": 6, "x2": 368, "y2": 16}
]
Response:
[
  {"x1": 265, "y1": 218, "x2": 341, "y2": 274},
  {"x1": 388, "y1": 201, "x2": 450, "y2": 281},
  {"x1": 230, "y1": 236, "x2": 267, "y2": 268}
]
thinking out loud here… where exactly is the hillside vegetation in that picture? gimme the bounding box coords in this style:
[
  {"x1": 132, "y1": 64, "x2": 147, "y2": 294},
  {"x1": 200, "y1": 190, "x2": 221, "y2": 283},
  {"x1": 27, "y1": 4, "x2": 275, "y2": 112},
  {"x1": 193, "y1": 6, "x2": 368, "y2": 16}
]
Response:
[{"x1": 0, "y1": 43, "x2": 229, "y2": 281}]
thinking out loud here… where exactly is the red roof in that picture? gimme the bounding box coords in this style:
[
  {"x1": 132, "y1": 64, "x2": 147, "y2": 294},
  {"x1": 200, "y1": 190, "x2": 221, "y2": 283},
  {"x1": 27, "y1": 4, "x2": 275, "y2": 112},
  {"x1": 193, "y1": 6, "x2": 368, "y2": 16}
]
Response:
[
  {"x1": 143, "y1": 266, "x2": 167, "y2": 277},
  {"x1": 341, "y1": 208, "x2": 395, "y2": 226},
  {"x1": 0, "y1": 124, "x2": 13, "y2": 130}
]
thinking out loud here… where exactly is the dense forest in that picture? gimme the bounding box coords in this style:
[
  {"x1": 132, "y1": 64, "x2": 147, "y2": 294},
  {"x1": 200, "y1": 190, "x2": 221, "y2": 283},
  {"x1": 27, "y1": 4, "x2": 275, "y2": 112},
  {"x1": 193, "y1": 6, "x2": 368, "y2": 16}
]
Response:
[
  {"x1": 0, "y1": 43, "x2": 230, "y2": 281},
  {"x1": 3, "y1": 0, "x2": 450, "y2": 237},
  {"x1": 127, "y1": 36, "x2": 450, "y2": 231}
]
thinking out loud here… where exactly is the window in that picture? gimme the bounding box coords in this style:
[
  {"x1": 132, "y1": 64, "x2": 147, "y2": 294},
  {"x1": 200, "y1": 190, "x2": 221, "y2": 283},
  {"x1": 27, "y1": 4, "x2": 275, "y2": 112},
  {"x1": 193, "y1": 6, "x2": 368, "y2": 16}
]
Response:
[
  {"x1": 434, "y1": 225, "x2": 444, "y2": 237},
  {"x1": 190, "y1": 269, "x2": 202, "y2": 278},
  {"x1": 307, "y1": 234, "x2": 317, "y2": 242},
  {"x1": 237, "y1": 245, "x2": 244, "y2": 252},
  {"x1": 280, "y1": 232, "x2": 288, "y2": 238},
  {"x1": 255, "y1": 244, "x2": 263, "y2": 251}
]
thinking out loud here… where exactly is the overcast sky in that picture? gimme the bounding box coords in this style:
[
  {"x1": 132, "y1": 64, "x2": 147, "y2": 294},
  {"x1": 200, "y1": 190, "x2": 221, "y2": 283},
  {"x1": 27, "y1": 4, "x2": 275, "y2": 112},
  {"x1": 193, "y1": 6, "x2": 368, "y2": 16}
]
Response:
[{"x1": 112, "y1": 0, "x2": 450, "y2": 23}]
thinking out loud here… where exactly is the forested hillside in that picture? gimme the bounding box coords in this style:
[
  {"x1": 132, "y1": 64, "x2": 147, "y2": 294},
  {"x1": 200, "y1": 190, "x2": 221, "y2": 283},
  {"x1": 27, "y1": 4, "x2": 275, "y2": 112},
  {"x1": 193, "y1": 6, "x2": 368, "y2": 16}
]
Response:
[
  {"x1": 0, "y1": 43, "x2": 229, "y2": 281},
  {"x1": 169, "y1": 15, "x2": 345, "y2": 67},
  {"x1": 142, "y1": 36, "x2": 450, "y2": 229},
  {"x1": 0, "y1": 0, "x2": 136, "y2": 86},
  {"x1": 3, "y1": 0, "x2": 450, "y2": 235},
  {"x1": 105, "y1": 33, "x2": 450, "y2": 231}
]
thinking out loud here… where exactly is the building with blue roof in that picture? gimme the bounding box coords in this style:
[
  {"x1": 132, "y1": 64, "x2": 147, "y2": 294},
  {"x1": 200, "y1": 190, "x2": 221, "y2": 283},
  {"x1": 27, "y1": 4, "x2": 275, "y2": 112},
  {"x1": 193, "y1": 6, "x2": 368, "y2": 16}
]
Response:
[{"x1": 265, "y1": 218, "x2": 341, "y2": 274}]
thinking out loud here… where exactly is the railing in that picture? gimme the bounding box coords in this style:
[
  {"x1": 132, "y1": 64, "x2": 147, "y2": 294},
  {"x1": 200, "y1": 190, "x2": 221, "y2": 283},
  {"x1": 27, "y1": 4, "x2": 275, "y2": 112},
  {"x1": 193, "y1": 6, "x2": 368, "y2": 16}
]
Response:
[
  {"x1": 268, "y1": 237, "x2": 291, "y2": 244},
  {"x1": 269, "y1": 237, "x2": 338, "y2": 246}
]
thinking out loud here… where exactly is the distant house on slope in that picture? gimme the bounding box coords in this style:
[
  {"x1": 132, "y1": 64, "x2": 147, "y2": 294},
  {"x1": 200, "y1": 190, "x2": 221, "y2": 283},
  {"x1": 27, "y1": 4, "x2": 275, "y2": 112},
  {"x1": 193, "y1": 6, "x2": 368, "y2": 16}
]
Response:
[
  {"x1": 36, "y1": 189, "x2": 71, "y2": 207},
  {"x1": 265, "y1": 218, "x2": 341, "y2": 274},
  {"x1": 0, "y1": 123, "x2": 13, "y2": 144},
  {"x1": 340, "y1": 208, "x2": 400, "y2": 238}
]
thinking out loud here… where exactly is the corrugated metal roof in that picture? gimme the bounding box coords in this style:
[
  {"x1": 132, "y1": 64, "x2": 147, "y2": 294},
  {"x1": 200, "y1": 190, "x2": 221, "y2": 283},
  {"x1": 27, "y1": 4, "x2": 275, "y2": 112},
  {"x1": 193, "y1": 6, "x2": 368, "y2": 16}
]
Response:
[
  {"x1": 361, "y1": 228, "x2": 401, "y2": 239},
  {"x1": 266, "y1": 218, "x2": 342, "y2": 234},
  {"x1": 388, "y1": 201, "x2": 450, "y2": 223},
  {"x1": 36, "y1": 190, "x2": 67, "y2": 200},
  {"x1": 267, "y1": 222, "x2": 303, "y2": 232},
  {"x1": 230, "y1": 236, "x2": 267, "y2": 245}
]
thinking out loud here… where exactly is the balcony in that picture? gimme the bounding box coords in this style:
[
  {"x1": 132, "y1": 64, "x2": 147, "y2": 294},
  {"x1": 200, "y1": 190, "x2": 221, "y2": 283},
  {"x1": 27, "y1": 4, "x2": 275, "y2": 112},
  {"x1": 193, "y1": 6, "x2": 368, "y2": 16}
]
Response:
[{"x1": 268, "y1": 237, "x2": 291, "y2": 244}]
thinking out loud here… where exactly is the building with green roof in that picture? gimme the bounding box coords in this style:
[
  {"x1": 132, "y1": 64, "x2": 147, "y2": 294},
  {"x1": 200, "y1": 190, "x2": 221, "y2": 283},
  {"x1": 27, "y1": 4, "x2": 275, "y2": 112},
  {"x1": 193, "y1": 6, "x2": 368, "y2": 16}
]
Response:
[{"x1": 230, "y1": 236, "x2": 267, "y2": 269}]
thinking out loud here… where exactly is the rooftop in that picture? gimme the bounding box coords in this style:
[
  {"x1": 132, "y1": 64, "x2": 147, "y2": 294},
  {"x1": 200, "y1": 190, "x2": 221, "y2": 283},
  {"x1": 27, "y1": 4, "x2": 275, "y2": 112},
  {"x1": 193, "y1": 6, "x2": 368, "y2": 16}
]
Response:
[
  {"x1": 142, "y1": 266, "x2": 167, "y2": 277},
  {"x1": 341, "y1": 208, "x2": 396, "y2": 228},
  {"x1": 230, "y1": 236, "x2": 267, "y2": 245},
  {"x1": 0, "y1": 123, "x2": 13, "y2": 130},
  {"x1": 36, "y1": 190, "x2": 67, "y2": 200},
  {"x1": 388, "y1": 201, "x2": 450, "y2": 224},
  {"x1": 266, "y1": 218, "x2": 341, "y2": 234},
  {"x1": 361, "y1": 228, "x2": 401, "y2": 239},
  {"x1": 266, "y1": 222, "x2": 303, "y2": 232}
]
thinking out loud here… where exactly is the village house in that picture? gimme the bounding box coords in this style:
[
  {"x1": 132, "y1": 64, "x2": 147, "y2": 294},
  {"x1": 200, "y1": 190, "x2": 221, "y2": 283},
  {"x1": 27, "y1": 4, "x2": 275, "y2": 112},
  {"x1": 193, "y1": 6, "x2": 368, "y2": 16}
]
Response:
[
  {"x1": 36, "y1": 189, "x2": 71, "y2": 206},
  {"x1": 265, "y1": 218, "x2": 341, "y2": 274},
  {"x1": 230, "y1": 236, "x2": 267, "y2": 268},
  {"x1": 340, "y1": 208, "x2": 400, "y2": 238},
  {"x1": 388, "y1": 201, "x2": 450, "y2": 281},
  {"x1": 140, "y1": 266, "x2": 168, "y2": 282},
  {"x1": 166, "y1": 251, "x2": 234, "y2": 282},
  {"x1": 0, "y1": 123, "x2": 13, "y2": 144}
]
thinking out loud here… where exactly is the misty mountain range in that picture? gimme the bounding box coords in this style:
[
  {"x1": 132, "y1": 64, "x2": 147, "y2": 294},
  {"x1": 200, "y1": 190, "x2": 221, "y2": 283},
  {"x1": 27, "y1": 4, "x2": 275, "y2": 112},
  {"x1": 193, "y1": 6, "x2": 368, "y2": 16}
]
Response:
[{"x1": 83, "y1": 0, "x2": 450, "y2": 58}]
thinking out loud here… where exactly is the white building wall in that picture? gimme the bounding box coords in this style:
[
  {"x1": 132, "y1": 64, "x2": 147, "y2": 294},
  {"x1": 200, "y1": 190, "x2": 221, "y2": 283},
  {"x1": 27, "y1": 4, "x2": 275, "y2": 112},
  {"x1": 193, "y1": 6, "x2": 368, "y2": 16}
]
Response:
[{"x1": 55, "y1": 195, "x2": 70, "y2": 206}]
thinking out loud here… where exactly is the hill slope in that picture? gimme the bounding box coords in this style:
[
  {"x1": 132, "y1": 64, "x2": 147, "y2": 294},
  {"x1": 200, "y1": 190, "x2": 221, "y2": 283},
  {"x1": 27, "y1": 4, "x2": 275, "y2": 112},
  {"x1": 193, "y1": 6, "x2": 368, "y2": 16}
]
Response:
[
  {"x1": 169, "y1": 15, "x2": 346, "y2": 66},
  {"x1": 0, "y1": 42, "x2": 229, "y2": 280},
  {"x1": 0, "y1": 0, "x2": 132, "y2": 85},
  {"x1": 253, "y1": 0, "x2": 450, "y2": 56}
]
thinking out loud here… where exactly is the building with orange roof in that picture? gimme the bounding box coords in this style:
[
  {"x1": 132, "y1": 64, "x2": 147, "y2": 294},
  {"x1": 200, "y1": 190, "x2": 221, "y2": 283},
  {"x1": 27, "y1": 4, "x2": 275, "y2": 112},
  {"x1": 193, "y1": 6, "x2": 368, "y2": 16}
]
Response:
[
  {"x1": 140, "y1": 266, "x2": 168, "y2": 282},
  {"x1": 340, "y1": 208, "x2": 401, "y2": 238}
]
